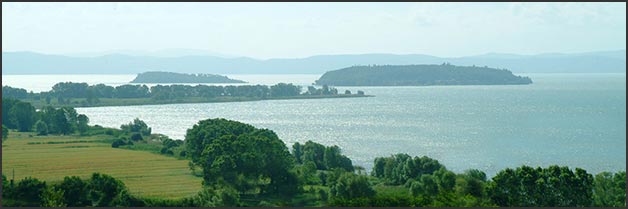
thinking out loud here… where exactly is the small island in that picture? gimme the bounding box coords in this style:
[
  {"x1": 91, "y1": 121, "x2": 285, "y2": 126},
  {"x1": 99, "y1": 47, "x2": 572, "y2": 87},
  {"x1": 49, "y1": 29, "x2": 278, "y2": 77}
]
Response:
[
  {"x1": 315, "y1": 63, "x2": 533, "y2": 86},
  {"x1": 130, "y1": 71, "x2": 246, "y2": 83}
]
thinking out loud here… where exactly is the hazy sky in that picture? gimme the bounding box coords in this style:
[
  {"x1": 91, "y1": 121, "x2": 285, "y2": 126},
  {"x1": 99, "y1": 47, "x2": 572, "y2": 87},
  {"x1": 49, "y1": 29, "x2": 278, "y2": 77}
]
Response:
[{"x1": 2, "y1": 2, "x2": 626, "y2": 59}]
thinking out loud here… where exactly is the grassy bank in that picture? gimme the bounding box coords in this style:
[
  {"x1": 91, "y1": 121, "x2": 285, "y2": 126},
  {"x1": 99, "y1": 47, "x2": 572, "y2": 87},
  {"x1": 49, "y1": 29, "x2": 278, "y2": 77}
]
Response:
[{"x1": 1, "y1": 132, "x2": 202, "y2": 199}]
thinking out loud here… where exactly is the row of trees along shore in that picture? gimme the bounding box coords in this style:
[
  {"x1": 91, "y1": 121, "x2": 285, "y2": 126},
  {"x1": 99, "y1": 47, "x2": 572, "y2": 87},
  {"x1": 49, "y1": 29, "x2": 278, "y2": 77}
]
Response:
[
  {"x1": 1, "y1": 99, "x2": 625, "y2": 207},
  {"x1": 2, "y1": 82, "x2": 366, "y2": 107}
]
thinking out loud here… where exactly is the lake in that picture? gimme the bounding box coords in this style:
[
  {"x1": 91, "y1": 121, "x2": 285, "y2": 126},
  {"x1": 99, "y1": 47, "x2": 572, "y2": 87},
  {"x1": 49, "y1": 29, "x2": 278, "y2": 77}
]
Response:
[{"x1": 2, "y1": 73, "x2": 626, "y2": 176}]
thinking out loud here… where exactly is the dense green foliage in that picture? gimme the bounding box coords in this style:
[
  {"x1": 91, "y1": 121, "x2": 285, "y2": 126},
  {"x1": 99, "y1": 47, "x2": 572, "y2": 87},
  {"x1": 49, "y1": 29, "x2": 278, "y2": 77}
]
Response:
[
  {"x1": 593, "y1": 171, "x2": 627, "y2": 207},
  {"x1": 372, "y1": 153, "x2": 445, "y2": 185},
  {"x1": 2, "y1": 173, "x2": 139, "y2": 207},
  {"x1": 7, "y1": 177, "x2": 48, "y2": 206},
  {"x1": 41, "y1": 185, "x2": 67, "y2": 207},
  {"x1": 3, "y1": 99, "x2": 37, "y2": 132},
  {"x1": 315, "y1": 63, "x2": 533, "y2": 86},
  {"x1": 293, "y1": 140, "x2": 354, "y2": 172},
  {"x1": 130, "y1": 71, "x2": 246, "y2": 84},
  {"x1": 185, "y1": 118, "x2": 256, "y2": 164},
  {"x1": 329, "y1": 172, "x2": 375, "y2": 200},
  {"x1": 77, "y1": 114, "x2": 89, "y2": 135},
  {"x1": 2, "y1": 99, "x2": 99, "y2": 137},
  {"x1": 185, "y1": 118, "x2": 299, "y2": 197},
  {"x1": 2, "y1": 86, "x2": 30, "y2": 99},
  {"x1": 120, "y1": 118, "x2": 152, "y2": 136},
  {"x1": 487, "y1": 165, "x2": 594, "y2": 207},
  {"x1": 35, "y1": 120, "x2": 48, "y2": 136}
]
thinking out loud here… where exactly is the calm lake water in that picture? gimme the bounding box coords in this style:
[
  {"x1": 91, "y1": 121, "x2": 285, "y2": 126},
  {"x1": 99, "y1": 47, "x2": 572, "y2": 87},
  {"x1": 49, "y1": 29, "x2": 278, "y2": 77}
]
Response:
[{"x1": 3, "y1": 73, "x2": 626, "y2": 176}]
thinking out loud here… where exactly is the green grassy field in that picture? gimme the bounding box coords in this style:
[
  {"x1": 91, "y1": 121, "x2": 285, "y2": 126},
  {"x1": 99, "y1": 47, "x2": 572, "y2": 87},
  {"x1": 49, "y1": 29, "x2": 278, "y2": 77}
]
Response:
[{"x1": 1, "y1": 131, "x2": 202, "y2": 199}]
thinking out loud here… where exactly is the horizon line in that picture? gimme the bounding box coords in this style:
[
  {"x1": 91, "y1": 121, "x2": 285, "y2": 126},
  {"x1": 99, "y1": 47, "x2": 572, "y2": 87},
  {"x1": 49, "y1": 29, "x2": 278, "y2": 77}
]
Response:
[{"x1": 2, "y1": 48, "x2": 626, "y2": 60}]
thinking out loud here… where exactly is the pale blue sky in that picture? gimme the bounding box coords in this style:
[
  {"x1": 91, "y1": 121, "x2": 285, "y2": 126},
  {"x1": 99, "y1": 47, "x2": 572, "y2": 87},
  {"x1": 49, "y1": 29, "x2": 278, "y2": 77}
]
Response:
[{"x1": 2, "y1": 2, "x2": 626, "y2": 59}]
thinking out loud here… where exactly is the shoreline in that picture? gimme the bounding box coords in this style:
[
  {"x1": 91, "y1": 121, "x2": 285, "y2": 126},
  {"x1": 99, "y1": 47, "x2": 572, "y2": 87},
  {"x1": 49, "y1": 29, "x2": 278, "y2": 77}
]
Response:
[{"x1": 21, "y1": 94, "x2": 373, "y2": 109}]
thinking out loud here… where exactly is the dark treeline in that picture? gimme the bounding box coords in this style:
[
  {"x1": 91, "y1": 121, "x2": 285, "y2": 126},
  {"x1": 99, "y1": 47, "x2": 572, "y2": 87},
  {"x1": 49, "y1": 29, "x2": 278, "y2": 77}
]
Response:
[
  {"x1": 2, "y1": 82, "x2": 361, "y2": 107},
  {"x1": 130, "y1": 71, "x2": 246, "y2": 84},
  {"x1": 1, "y1": 98, "x2": 166, "y2": 148},
  {"x1": 2, "y1": 173, "x2": 142, "y2": 207},
  {"x1": 1, "y1": 102, "x2": 625, "y2": 207},
  {"x1": 2, "y1": 98, "x2": 87, "y2": 135},
  {"x1": 315, "y1": 63, "x2": 533, "y2": 86}
]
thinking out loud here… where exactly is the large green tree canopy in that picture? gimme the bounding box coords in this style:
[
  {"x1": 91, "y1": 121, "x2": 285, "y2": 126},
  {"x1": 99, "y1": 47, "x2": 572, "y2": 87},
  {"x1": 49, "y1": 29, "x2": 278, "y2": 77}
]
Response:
[{"x1": 184, "y1": 118, "x2": 298, "y2": 196}]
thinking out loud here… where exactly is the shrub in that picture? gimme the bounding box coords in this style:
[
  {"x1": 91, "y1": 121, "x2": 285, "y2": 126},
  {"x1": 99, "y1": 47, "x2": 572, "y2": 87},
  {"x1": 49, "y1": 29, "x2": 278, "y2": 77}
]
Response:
[{"x1": 111, "y1": 139, "x2": 126, "y2": 148}]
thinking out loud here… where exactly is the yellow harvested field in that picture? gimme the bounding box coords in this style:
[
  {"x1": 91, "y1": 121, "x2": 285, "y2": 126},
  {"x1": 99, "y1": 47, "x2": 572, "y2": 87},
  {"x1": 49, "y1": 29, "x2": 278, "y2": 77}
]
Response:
[{"x1": 2, "y1": 132, "x2": 202, "y2": 199}]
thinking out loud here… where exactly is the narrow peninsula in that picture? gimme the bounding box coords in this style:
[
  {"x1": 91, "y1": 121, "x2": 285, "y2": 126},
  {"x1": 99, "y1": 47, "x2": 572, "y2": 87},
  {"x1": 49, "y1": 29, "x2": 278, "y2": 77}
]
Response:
[
  {"x1": 130, "y1": 71, "x2": 246, "y2": 83},
  {"x1": 2, "y1": 83, "x2": 370, "y2": 109},
  {"x1": 315, "y1": 64, "x2": 533, "y2": 86}
]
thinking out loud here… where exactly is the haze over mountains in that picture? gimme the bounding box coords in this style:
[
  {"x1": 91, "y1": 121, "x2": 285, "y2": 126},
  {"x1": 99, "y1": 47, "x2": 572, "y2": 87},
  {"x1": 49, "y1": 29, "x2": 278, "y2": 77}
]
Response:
[
  {"x1": 62, "y1": 48, "x2": 240, "y2": 58},
  {"x1": 2, "y1": 50, "x2": 625, "y2": 75}
]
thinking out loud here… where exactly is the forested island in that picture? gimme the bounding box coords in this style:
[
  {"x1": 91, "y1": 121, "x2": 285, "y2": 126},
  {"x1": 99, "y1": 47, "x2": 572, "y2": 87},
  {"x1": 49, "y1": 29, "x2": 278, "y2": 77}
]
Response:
[
  {"x1": 2, "y1": 98, "x2": 626, "y2": 207},
  {"x1": 2, "y1": 82, "x2": 369, "y2": 109},
  {"x1": 130, "y1": 71, "x2": 246, "y2": 83},
  {"x1": 315, "y1": 63, "x2": 533, "y2": 86}
]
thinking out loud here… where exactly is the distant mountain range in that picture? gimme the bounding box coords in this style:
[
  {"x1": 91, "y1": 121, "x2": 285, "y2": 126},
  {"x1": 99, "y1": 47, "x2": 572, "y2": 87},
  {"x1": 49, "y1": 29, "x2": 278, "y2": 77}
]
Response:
[
  {"x1": 2, "y1": 50, "x2": 625, "y2": 75},
  {"x1": 62, "y1": 48, "x2": 240, "y2": 58}
]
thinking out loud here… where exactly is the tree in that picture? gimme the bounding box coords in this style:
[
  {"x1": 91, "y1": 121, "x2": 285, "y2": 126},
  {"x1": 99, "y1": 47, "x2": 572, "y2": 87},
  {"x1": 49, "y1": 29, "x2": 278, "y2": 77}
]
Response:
[
  {"x1": 130, "y1": 133, "x2": 143, "y2": 141},
  {"x1": 77, "y1": 114, "x2": 89, "y2": 135},
  {"x1": 114, "y1": 84, "x2": 150, "y2": 98},
  {"x1": 185, "y1": 118, "x2": 298, "y2": 196},
  {"x1": 372, "y1": 154, "x2": 444, "y2": 185},
  {"x1": 488, "y1": 165, "x2": 594, "y2": 207},
  {"x1": 301, "y1": 141, "x2": 326, "y2": 169},
  {"x1": 196, "y1": 186, "x2": 241, "y2": 207},
  {"x1": 184, "y1": 118, "x2": 256, "y2": 164},
  {"x1": 86, "y1": 90, "x2": 99, "y2": 105},
  {"x1": 2, "y1": 174, "x2": 9, "y2": 198},
  {"x1": 57, "y1": 176, "x2": 89, "y2": 207},
  {"x1": 111, "y1": 189, "x2": 145, "y2": 207},
  {"x1": 455, "y1": 169, "x2": 487, "y2": 198},
  {"x1": 344, "y1": 90, "x2": 351, "y2": 94},
  {"x1": 307, "y1": 86, "x2": 320, "y2": 95},
  {"x1": 88, "y1": 84, "x2": 115, "y2": 98},
  {"x1": 52, "y1": 82, "x2": 89, "y2": 98},
  {"x1": 593, "y1": 171, "x2": 626, "y2": 207},
  {"x1": 329, "y1": 172, "x2": 375, "y2": 200},
  {"x1": 2, "y1": 86, "x2": 29, "y2": 99},
  {"x1": 323, "y1": 145, "x2": 354, "y2": 172},
  {"x1": 270, "y1": 83, "x2": 301, "y2": 97},
  {"x1": 9, "y1": 101, "x2": 36, "y2": 132},
  {"x1": 41, "y1": 186, "x2": 67, "y2": 207},
  {"x1": 2, "y1": 125, "x2": 8, "y2": 143},
  {"x1": 38, "y1": 106, "x2": 57, "y2": 133},
  {"x1": 120, "y1": 118, "x2": 151, "y2": 136},
  {"x1": 35, "y1": 120, "x2": 48, "y2": 136},
  {"x1": 87, "y1": 173, "x2": 127, "y2": 207},
  {"x1": 12, "y1": 177, "x2": 47, "y2": 206},
  {"x1": 2, "y1": 98, "x2": 19, "y2": 128},
  {"x1": 111, "y1": 139, "x2": 127, "y2": 148},
  {"x1": 322, "y1": 85, "x2": 330, "y2": 95},
  {"x1": 54, "y1": 108, "x2": 73, "y2": 135},
  {"x1": 292, "y1": 142, "x2": 303, "y2": 164},
  {"x1": 434, "y1": 168, "x2": 456, "y2": 192},
  {"x1": 412, "y1": 175, "x2": 439, "y2": 196}
]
